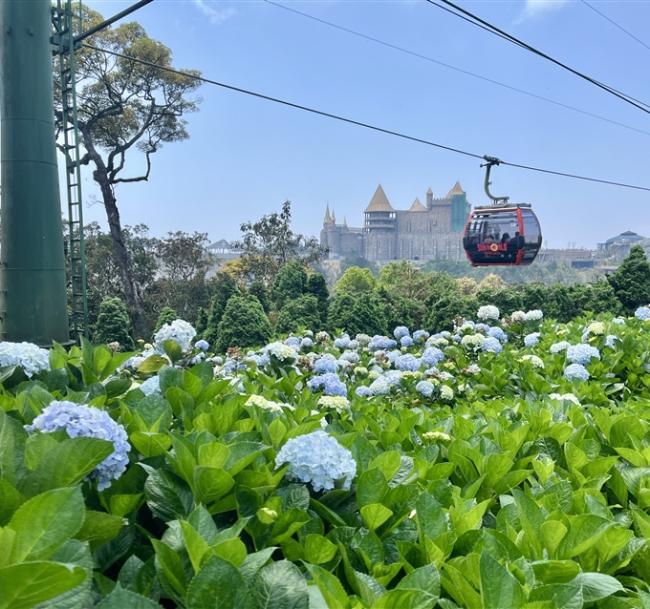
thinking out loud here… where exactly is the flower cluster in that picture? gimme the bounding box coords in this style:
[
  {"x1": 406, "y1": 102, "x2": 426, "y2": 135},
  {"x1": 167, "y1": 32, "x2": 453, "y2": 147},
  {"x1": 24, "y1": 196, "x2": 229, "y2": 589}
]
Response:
[
  {"x1": 369, "y1": 336, "x2": 397, "y2": 351},
  {"x1": 415, "y1": 380, "x2": 434, "y2": 397},
  {"x1": 566, "y1": 344, "x2": 600, "y2": 366},
  {"x1": 395, "y1": 354, "x2": 421, "y2": 372},
  {"x1": 635, "y1": 306, "x2": 650, "y2": 321},
  {"x1": 393, "y1": 326, "x2": 410, "y2": 339},
  {"x1": 524, "y1": 333, "x2": 541, "y2": 347},
  {"x1": 275, "y1": 431, "x2": 357, "y2": 492},
  {"x1": 564, "y1": 363, "x2": 590, "y2": 381},
  {"x1": 317, "y1": 395, "x2": 349, "y2": 414},
  {"x1": 477, "y1": 305, "x2": 500, "y2": 321},
  {"x1": 246, "y1": 395, "x2": 293, "y2": 412},
  {"x1": 26, "y1": 401, "x2": 130, "y2": 489},
  {"x1": 481, "y1": 337, "x2": 503, "y2": 354},
  {"x1": 314, "y1": 355, "x2": 339, "y2": 374},
  {"x1": 550, "y1": 341, "x2": 570, "y2": 354},
  {"x1": 139, "y1": 375, "x2": 160, "y2": 396},
  {"x1": 264, "y1": 342, "x2": 298, "y2": 362},
  {"x1": 525, "y1": 310, "x2": 544, "y2": 322},
  {"x1": 520, "y1": 354, "x2": 544, "y2": 368},
  {"x1": 0, "y1": 341, "x2": 50, "y2": 377},
  {"x1": 307, "y1": 373, "x2": 347, "y2": 397},
  {"x1": 154, "y1": 319, "x2": 196, "y2": 354}
]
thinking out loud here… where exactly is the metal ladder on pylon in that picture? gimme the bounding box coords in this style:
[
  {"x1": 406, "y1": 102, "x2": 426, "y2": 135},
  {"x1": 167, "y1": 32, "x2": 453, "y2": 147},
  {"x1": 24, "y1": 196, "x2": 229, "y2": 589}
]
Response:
[{"x1": 53, "y1": 0, "x2": 88, "y2": 340}]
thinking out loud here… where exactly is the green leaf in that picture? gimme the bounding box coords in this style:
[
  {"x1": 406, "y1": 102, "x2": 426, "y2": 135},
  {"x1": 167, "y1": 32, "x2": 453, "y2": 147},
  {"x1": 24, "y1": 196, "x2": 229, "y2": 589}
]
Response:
[
  {"x1": 357, "y1": 469, "x2": 388, "y2": 507},
  {"x1": 137, "y1": 355, "x2": 169, "y2": 375},
  {"x1": 360, "y1": 504, "x2": 393, "y2": 531},
  {"x1": 75, "y1": 510, "x2": 125, "y2": 548},
  {"x1": 152, "y1": 539, "x2": 188, "y2": 598},
  {"x1": 240, "y1": 547, "x2": 277, "y2": 583},
  {"x1": 252, "y1": 560, "x2": 309, "y2": 609},
  {"x1": 8, "y1": 487, "x2": 85, "y2": 562},
  {"x1": 571, "y1": 572, "x2": 623, "y2": 603},
  {"x1": 528, "y1": 584, "x2": 583, "y2": 609},
  {"x1": 0, "y1": 410, "x2": 25, "y2": 486},
  {"x1": 130, "y1": 432, "x2": 172, "y2": 458},
  {"x1": 186, "y1": 556, "x2": 252, "y2": 609},
  {"x1": 193, "y1": 467, "x2": 235, "y2": 504},
  {"x1": 142, "y1": 464, "x2": 193, "y2": 522},
  {"x1": 0, "y1": 561, "x2": 86, "y2": 609},
  {"x1": 304, "y1": 534, "x2": 337, "y2": 564},
  {"x1": 479, "y1": 552, "x2": 524, "y2": 609},
  {"x1": 557, "y1": 515, "x2": 614, "y2": 559},
  {"x1": 95, "y1": 584, "x2": 163, "y2": 609},
  {"x1": 180, "y1": 521, "x2": 211, "y2": 573},
  {"x1": 22, "y1": 436, "x2": 113, "y2": 494},
  {"x1": 397, "y1": 564, "x2": 440, "y2": 600},
  {"x1": 304, "y1": 563, "x2": 349, "y2": 609}
]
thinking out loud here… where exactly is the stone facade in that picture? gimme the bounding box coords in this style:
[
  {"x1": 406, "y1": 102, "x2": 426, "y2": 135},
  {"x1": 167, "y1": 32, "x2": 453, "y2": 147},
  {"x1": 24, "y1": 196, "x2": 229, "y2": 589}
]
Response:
[{"x1": 321, "y1": 183, "x2": 470, "y2": 262}]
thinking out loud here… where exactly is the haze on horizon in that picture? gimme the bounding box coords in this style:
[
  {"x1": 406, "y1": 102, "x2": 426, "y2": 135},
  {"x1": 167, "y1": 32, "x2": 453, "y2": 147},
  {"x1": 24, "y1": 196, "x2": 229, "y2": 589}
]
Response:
[{"x1": 78, "y1": 0, "x2": 650, "y2": 250}]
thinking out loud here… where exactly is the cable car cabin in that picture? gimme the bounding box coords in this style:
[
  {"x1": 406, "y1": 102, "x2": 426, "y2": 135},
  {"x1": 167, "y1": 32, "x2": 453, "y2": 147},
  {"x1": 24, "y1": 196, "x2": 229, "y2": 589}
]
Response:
[{"x1": 463, "y1": 204, "x2": 542, "y2": 266}]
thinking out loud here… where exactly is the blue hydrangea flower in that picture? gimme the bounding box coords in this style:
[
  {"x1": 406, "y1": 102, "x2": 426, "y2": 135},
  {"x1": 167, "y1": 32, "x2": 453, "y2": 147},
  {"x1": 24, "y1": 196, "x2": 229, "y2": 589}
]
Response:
[
  {"x1": 524, "y1": 333, "x2": 541, "y2": 347},
  {"x1": 422, "y1": 347, "x2": 445, "y2": 367},
  {"x1": 612, "y1": 317, "x2": 625, "y2": 325},
  {"x1": 195, "y1": 339, "x2": 209, "y2": 351},
  {"x1": 275, "y1": 431, "x2": 357, "y2": 492},
  {"x1": 550, "y1": 341, "x2": 570, "y2": 354},
  {"x1": 369, "y1": 377, "x2": 390, "y2": 396},
  {"x1": 415, "y1": 380, "x2": 434, "y2": 397},
  {"x1": 635, "y1": 306, "x2": 650, "y2": 320},
  {"x1": 564, "y1": 363, "x2": 590, "y2": 381},
  {"x1": 369, "y1": 335, "x2": 397, "y2": 351},
  {"x1": 339, "y1": 351, "x2": 360, "y2": 365},
  {"x1": 334, "y1": 334, "x2": 351, "y2": 350},
  {"x1": 566, "y1": 344, "x2": 600, "y2": 365},
  {"x1": 140, "y1": 375, "x2": 160, "y2": 396},
  {"x1": 487, "y1": 327, "x2": 508, "y2": 343},
  {"x1": 481, "y1": 336, "x2": 503, "y2": 354},
  {"x1": 0, "y1": 341, "x2": 50, "y2": 377},
  {"x1": 400, "y1": 336, "x2": 414, "y2": 348},
  {"x1": 154, "y1": 319, "x2": 196, "y2": 354},
  {"x1": 285, "y1": 336, "x2": 301, "y2": 349},
  {"x1": 395, "y1": 354, "x2": 421, "y2": 372},
  {"x1": 245, "y1": 353, "x2": 270, "y2": 368},
  {"x1": 355, "y1": 386, "x2": 372, "y2": 398},
  {"x1": 413, "y1": 330, "x2": 429, "y2": 343},
  {"x1": 475, "y1": 323, "x2": 490, "y2": 334},
  {"x1": 26, "y1": 401, "x2": 130, "y2": 490},
  {"x1": 301, "y1": 337, "x2": 313, "y2": 349},
  {"x1": 452, "y1": 334, "x2": 462, "y2": 343},
  {"x1": 307, "y1": 373, "x2": 347, "y2": 397},
  {"x1": 394, "y1": 326, "x2": 410, "y2": 340},
  {"x1": 605, "y1": 335, "x2": 618, "y2": 348},
  {"x1": 313, "y1": 354, "x2": 339, "y2": 374},
  {"x1": 387, "y1": 349, "x2": 402, "y2": 364}
]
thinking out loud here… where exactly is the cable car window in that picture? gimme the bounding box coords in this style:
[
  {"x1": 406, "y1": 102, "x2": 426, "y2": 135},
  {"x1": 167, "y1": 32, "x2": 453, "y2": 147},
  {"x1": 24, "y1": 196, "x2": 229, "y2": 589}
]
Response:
[{"x1": 521, "y1": 209, "x2": 541, "y2": 245}]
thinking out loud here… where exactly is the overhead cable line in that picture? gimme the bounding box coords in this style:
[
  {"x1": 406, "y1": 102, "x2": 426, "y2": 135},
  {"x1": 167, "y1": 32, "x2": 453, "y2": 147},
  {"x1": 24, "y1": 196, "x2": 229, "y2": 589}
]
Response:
[
  {"x1": 264, "y1": 0, "x2": 650, "y2": 138},
  {"x1": 580, "y1": 0, "x2": 650, "y2": 54},
  {"x1": 82, "y1": 43, "x2": 650, "y2": 193},
  {"x1": 426, "y1": 0, "x2": 650, "y2": 115}
]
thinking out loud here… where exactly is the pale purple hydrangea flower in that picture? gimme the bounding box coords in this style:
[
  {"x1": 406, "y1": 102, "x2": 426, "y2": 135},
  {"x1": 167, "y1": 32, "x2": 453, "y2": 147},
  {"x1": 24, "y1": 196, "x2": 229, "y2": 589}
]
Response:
[
  {"x1": 195, "y1": 339, "x2": 209, "y2": 351},
  {"x1": 275, "y1": 431, "x2": 356, "y2": 492},
  {"x1": 415, "y1": 380, "x2": 434, "y2": 397},
  {"x1": 422, "y1": 347, "x2": 445, "y2": 368},
  {"x1": 395, "y1": 354, "x2": 421, "y2": 371},
  {"x1": 564, "y1": 363, "x2": 590, "y2": 381},
  {"x1": 524, "y1": 333, "x2": 541, "y2": 347},
  {"x1": 313, "y1": 354, "x2": 339, "y2": 374},
  {"x1": 400, "y1": 336, "x2": 414, "y2": 348},
  {"x1": 566, "y1": 344, "x2": 600, "y2": 366},
  {"x1": 26, "y1": 401, "x2": 129, "y2": 490},
  {"x1": 393, "y1": 326, "x2": 410, "y2": 340},
  {"x1": 307, "y1": 373, "x2": 347, "y2": 397},
  {"x1": 635, "y1": 306, "x2": 650, "y2": 321},
  {"x1": 487, "y1": 327, "x2": 508, "y2": 343},
  {"x1": 481, "y1": 337, "x2": 503, "y2": 354}
]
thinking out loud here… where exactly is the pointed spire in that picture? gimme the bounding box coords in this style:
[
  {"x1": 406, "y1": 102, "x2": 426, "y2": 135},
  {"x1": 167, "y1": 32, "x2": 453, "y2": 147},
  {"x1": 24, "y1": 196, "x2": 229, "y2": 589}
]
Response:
[
  {"x1": 324, "y1": 204, "x2": 332, "y2": 225},
  {"x1": 447, "y1": 181, "x2": 465, "y2": 197},
  {"x1": 343, "y1": 216, "x2": 348, "y2": 226},
  {"x1": 332, "y1": 210, "x2": 336, "y2": 223},
  {"x1": 364, "y1": 184, "x2": 394, "y2": 212},
  {"x1": 409, "y1": 197, "x2": 426, "y2": 212},
  {"x1": 426, "y1": 187, "x2": 433, "y2": 195}
]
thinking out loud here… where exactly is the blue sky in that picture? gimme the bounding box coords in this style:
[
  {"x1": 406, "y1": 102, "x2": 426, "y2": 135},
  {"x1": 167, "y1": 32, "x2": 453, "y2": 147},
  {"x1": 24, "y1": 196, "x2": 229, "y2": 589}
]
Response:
[{"x1": 80, "y1": 0, "x2": 650, "y2": 248}]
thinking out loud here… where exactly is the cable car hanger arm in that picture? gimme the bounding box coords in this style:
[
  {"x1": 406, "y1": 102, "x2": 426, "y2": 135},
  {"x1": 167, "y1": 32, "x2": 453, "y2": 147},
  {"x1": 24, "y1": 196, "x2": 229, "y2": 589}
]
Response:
[{"x1": 481, "y1": 155, "x2": 509, "y2": 205}]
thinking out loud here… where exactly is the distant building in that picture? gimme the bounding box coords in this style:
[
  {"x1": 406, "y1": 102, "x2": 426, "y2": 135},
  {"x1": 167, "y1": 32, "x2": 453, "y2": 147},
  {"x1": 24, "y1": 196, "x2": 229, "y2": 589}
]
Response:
[
  {"x1": 321, "y1": 182, "x2": 470, "y2": 262},
  {"x1": 598, "y1": 230, "x2": 647, "y2": 260},
  {"x1": 207, "y1": 239, "x2": 242, "y2": 260}
]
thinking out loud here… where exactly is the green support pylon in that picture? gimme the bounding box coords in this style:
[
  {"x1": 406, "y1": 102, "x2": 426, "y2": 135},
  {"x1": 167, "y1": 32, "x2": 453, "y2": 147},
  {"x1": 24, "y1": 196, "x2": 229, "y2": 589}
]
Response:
[{"x1": 0, "y1": 0, "x2": 70, "y2": 344}]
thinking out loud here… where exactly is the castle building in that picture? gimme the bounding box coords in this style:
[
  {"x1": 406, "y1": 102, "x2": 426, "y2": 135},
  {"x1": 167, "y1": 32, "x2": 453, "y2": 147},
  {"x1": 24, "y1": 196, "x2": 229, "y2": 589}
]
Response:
[{"x1": 321, "y1": 182, "x2": 471, "y2": 262}]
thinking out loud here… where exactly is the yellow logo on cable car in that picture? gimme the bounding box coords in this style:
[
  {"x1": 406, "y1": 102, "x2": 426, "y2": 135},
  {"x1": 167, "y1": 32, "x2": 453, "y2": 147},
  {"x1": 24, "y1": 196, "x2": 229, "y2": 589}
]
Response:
[{"x1": 490, "y1": 243, "x2": 499, "y2": 252}]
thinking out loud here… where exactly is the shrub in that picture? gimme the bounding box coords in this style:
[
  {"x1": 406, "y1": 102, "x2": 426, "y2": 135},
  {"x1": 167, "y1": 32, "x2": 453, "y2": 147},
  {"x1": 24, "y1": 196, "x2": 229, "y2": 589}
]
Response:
[
  {"x1": 306, "y1": 272, "x2": 329, "y2": 322},
  {"x1": 94, "y1": 297, "x2": 134, "y2": 349},
  {"x1": 216, "y1": 295, "x2": 273, "y2": 351},
  {"x1": 328, "y1": 291, "x2": 388, "y2": 336},
  {"x1": 608, "y1": 245, "x2": 650, "y2": 312},
  {"x1": 272, "y1": 261, "x2": 307, "y2": 309},
  {"x1": 154, "y1": 306, "x2": 178, "y2": 333},
  {"x1": 276, "y1": 294, "x2": 322, "y2": 334},
  {"x1": 205, "y1": 272, "x2": 239, "y2": 346}
]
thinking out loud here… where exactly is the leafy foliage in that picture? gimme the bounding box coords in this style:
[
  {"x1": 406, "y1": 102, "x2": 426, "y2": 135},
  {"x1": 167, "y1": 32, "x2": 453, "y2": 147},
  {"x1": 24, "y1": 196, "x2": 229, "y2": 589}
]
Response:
[
  {"x1": 276, "y1": 295, "x2": 322, "y2": 335},
  {"x1": 216, "y1": 295, "x2": 273, "y2": 351},
  {"x1": 608, "y1": 245, "x2": 650, "y2": 312}
]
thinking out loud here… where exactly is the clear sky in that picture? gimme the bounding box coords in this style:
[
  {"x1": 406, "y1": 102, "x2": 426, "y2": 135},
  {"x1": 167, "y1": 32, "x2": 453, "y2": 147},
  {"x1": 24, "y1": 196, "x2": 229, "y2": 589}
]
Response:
[{"x1": 80, "y1": 0, "x2": 650, "y2": 249}]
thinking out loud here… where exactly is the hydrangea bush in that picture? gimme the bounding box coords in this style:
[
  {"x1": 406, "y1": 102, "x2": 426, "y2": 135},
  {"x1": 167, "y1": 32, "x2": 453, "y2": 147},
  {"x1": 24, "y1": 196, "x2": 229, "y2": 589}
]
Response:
[{"x1": 3, "y1": 308, "x2": 650, "y2": 607}]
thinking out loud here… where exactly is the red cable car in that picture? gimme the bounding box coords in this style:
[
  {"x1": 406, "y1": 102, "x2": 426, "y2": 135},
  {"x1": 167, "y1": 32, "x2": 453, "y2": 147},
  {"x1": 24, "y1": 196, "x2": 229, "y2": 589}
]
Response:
[{"x1": 463, "y1": 157, "x2": 542, "y2": 266}]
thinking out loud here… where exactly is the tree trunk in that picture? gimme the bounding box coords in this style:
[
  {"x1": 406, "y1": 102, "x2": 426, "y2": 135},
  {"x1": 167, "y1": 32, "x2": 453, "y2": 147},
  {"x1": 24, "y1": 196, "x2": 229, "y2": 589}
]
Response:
[{"x1": 81, "y1": 128, "x2": 145, "y2": 336}]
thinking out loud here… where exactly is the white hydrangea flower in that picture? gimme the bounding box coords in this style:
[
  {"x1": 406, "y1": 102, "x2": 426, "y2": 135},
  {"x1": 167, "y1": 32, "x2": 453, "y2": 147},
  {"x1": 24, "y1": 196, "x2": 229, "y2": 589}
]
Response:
[
  {"x1": 520, "y1": 354, "x2": 544, "y2": 369},
  {"x1": 154, "y1": 319, "x2": 196, "y2": 354},
  {"x1": 586, "y1": 322, "x2": 605, "y2": 336},
  {"x1": 440, "y1": 385, "x2": 454, "y2": 400},
  {"x1": 245, "y1": 395, "x2": 294, "y2": 412},
  {"x1": 264, "y1": 342, "x2": 298, "y2": 362},
  {"x1": 509, "y1": 310, "x2": 525, "y2": 323},
  {"x1": 461, "y1": 334, "x2": 485, "y2": 349},
  {"x1": 317, "y1": 395, "x2": 350, "y2": 414},
  {"x1": 549, "y1": 393, "x2": 580, "y2": 405},
  {"x1": 0, "y1": 341, "x2": 50, "y2": 377},
  {"x1": 139, "y1": 375, "x2": 161, "y2": 396},
  {"x1": 477, "y1": 305, "x2": 500, "y2": 321},
  {"x1": 524, "y1": 310, "x2": 544, "y2": 321},
  {"x1": 422, "y1": 431, "x2": 451, "y2": 442}
]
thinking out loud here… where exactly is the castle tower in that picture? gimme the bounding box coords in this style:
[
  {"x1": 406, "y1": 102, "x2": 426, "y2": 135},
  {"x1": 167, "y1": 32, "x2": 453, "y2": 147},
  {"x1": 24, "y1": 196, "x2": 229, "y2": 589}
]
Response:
[
  {"x1": 426, "y1": 187, "x2": 433, "y2": 209},
  {"x1": 446, "y1": 181, "x2": 470, "y2": 232},
  {"x1": 364, "y1": 184, "x2": 396, "y2": 260}
]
